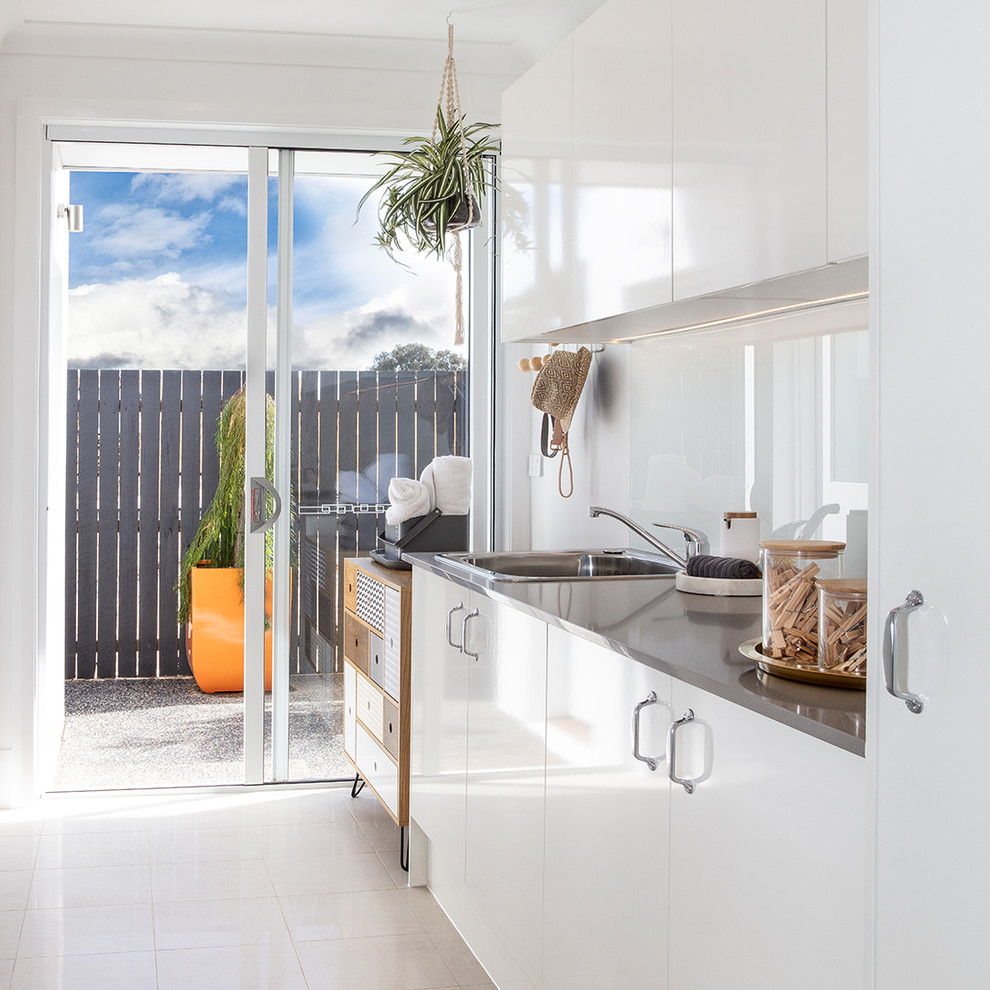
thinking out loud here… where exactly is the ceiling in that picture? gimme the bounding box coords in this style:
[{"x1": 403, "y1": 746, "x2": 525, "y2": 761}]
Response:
[{"x1": 0, "y1": 0, "x2": 603, "y2": 70}]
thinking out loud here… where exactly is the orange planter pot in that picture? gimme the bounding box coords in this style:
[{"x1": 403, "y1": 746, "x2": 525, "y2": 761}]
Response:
[{"x1": 186, "y1": 565, "x2": 273, "y2": 694}]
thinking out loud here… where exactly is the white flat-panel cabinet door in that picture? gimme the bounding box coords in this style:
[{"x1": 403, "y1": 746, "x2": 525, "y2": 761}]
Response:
[
  {"x1": 409, "y1": 570, "x2": 469, "y2": 895},
  {"x1": 571, "y1": 0, "x2": 673, "y2": 324},
  {"x1": 873, "y1": 3, "x2": 990, "y2": 985},
  {"x1": 671, "y1": 0, "x2": 827, "y2": 299},
  {"x1": 543, "y1": 627, "x2": 672, "y2": 990},
  {"x1": 463, "y1": 594, "x2": 547, "y2": 988},
  {"x1": 667, "y1": 681, "x2": 867, "y2": 989},
  {"x1": 826, "y1": 0, "x2": 868, "y2": 262},
  {"x1": 500, "y1": 35, "x2": 573, "y2": 341}
]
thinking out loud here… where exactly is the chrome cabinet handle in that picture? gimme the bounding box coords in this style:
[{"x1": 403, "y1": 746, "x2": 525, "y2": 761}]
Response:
[
  {"x1": 882, "y1": 589, "x2": 926, "y2": 714},
  {"x1": 461, "y1": 609, "x2": 481, "y2": 661},
  {"x1": 666, "y1": 709, "x2": 698, "y2": 794},
  {"x1": 445, "y1": 602, "x2": 465, "y2": 651},
  {"x1": 632, "y1": 692, "x2": 660, "y2": 771}
]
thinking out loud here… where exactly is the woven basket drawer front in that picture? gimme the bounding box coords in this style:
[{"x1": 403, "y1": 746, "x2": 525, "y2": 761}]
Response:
[
  {"x1": 343, "y1": 612, "x2": 370, "y2": 677},
  {"x1": 356, "y1": 675, "x2": 384, "y2": 743},
  {"x1": 382, "y1": 695, "x2": 400, "y2": 760},
  {"x1": 355, "y1": 571, "x2": 384, "y2": 632}
]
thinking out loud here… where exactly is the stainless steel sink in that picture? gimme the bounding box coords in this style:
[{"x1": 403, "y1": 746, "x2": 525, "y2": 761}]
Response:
[{"x1": 436, "y1": 549, "x2": 680, "y2": 581}]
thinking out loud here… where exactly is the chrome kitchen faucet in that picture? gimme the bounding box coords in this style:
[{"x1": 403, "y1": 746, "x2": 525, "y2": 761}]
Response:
[{"x1": 588, "y1": 506, "x2": 707, "y2": 569}]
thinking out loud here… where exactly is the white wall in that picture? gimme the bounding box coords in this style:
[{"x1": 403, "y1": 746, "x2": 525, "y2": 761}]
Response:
[
  {"x1": 502, "y1": 341, "x2": 631, "y2": 551},
  {"x1": 0, "y1": 44, "x2": 514, "y2": 807}
]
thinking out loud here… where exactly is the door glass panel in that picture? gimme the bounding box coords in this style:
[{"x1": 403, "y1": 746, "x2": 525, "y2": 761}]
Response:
[
  {"x1": 56, "y1": 144, "x2": 252, "y2": 789},
  {"x1": 274, "y1": 150, "x2": 469, "y2": 782}
]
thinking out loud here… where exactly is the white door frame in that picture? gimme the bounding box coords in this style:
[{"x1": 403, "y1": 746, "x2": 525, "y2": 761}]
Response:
[{"x1": 19, "y1": 117, "x2": 496, "y2": 802}]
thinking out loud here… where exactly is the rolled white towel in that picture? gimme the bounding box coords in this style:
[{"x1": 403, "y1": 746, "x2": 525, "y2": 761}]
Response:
[
  {"x1": 385, "y1": 477, "x2": 433, "y2": 526},
  {"x1": 420, "y1": 456, "x2": 472, "y2": 516}
]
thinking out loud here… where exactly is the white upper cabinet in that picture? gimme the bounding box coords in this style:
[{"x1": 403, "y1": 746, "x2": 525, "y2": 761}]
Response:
[
  {"x1": 501, "y1": 35, "x2": 573, "y2": 341},
  {"x1": 827, "y1": 0, "x2": 868, "y2": 261},
  {"x1": 570, "y1": 0, "x2": 673, "y2": 324},
  {"x1": 671, "y1": 0, "x2": 828, "y2": 300},
  {"x1": 499, "y1": 0, "x2": 866, "y2": 338}
]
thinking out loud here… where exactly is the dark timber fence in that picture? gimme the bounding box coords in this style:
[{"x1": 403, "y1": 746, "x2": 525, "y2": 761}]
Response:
[{"x1": 65, "y1": 368, "x2": 467, "y2": 680}]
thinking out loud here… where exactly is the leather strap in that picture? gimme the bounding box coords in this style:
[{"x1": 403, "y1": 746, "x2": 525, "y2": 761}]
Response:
[{"x1": 540, "y1": 413, "x2": 559, "y2": 458}]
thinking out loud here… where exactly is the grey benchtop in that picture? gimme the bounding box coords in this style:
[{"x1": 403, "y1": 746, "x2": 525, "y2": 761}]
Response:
[{"x1": 406, "y1": 551, "x2": 866, "y2": 757}]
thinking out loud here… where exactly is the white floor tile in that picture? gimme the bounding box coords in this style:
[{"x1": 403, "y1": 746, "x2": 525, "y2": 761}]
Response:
[
  {"x1": 148, "y1": 825, "x2": 264, "y2": 864},
  {"x1": 428, "y1": 929, "x2": 494, "y2": 987},
  {"x1": 0, "y1": 909, "x2": 23, "y2": 959},
  {"x1": 295, "y1": 932, "x2": 458, "y2": 990},
  {"x1": 254, "y1": 819, "x2": 374, "y2": 859},
  {"x1": 35, "y1": 830, "x2": 149, "y2": 870},
  {"x1": 400, "y1": 886, "x2": 456, "y2": 935},
  {"x1": 0, "y1": 956, "x2": 11, "y2": 986},
  {"x1": 151, "y1": 858, "x2": 275, "y2": 902},
  {"x1": 156, "y1": 941, "x2": 308, "y2": 990},
  {"x1": 153, "y1": 895, "x2": 291, "y2": 950},
  {"x1": 266, "y1": 852, "x2": 395, "y2": 897},
  {"x1": 9, "y1": 950, "x2": 157, "y2": 989},
  {"x1": 0, "y1": 835, "x2": 39, "y2": 872},
  {"x1": 0, "y1": 872, "x2": 33, "y2": 912},
  {"x1": 16, "y1": 903, "x2": 155, "y2": 958},
  {"x1": 27, "y1": 863, "x2": 152, "y2": 909},
  {"x1": 279, "y1": 889, "x2": 423, "y2": 942}
]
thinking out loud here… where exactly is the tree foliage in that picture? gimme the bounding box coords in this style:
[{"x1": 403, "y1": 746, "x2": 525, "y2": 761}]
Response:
[{"x1": 371, "y1": 342, "x2": 467, "y2": 372}]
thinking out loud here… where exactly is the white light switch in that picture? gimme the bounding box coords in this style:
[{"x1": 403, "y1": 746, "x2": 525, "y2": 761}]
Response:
[{"x1": 528, "y1": 454, "x2": 543, "y2": 478}]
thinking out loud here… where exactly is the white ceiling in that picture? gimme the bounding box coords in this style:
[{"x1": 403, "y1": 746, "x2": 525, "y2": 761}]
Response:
[{"x1": 1, "y1": 0, "x2": 603, "y2": 68}]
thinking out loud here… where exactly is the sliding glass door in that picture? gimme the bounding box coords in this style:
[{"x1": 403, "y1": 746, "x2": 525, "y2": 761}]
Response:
[
  {"x1": 53, "y1": 135, "x2": 483, "y2": 789},
  {"x1": 266, "y1": 149, "x2": 471, "y2": 782}
]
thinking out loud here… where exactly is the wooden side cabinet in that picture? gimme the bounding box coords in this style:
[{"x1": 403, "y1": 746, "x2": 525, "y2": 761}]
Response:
[{"x1": 342, "y1": 558, "x2": 413, "y2": 843}]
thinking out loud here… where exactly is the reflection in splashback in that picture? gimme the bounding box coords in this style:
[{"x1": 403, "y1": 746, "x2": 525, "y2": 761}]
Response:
[{"x1": 629, "y1": 319, "x2": 869, "y2": 577}]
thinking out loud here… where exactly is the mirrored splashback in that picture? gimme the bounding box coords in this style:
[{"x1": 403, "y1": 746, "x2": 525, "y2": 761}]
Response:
[{"x1": 629, "y1": 310, "x2": 868, "y2": 577}]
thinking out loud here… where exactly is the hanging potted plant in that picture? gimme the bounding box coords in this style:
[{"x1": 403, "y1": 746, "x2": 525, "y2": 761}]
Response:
[
  {"x1": 177, "y1": 386, "x2": 277, "y2": 694},
  {"x1": 357, "y1": 22, "x2": 498, "y2": 344}
]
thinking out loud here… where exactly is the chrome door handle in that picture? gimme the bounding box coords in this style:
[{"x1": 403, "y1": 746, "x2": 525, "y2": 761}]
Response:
[
  {"x1": 882, "y1": 589, "x2": 926, "y2": 714},
  {"x1": 249, "y1": 476, "x2": 282, "y2": 534},
  {"x1": 445, "y1": 602, "x2": 465, "y2": 651},
  {"x1": 666, "y1": 709, "x2": 698, "y2": 794},
  {"x1": 461, "y1": 609, "x2": 481, "y2": 661},
  {"x1": 632, "y1": 692, "x2": 661, "y2": 771}
]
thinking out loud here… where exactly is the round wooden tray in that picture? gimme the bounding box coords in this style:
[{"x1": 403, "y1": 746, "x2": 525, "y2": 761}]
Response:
[{"x1": 738, "y1": 638, "x2": 866, "y2": 690}]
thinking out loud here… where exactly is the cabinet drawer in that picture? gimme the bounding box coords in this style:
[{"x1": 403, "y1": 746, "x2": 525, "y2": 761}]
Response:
[
  {"x1": 356, "y1": 674, "x2": 384, "y2": 742},
  {"x1": 343, "y1": 612, "x2": 370, "y2": 677},
  {"x1": 382, "y1": 695, "x2": 400, "y2": 760},
  {"x1": 383, "y1": 586, "x2": 401, "y2": 699},
  {"x1": 344, "y1": 563, "x2": 357, "y2": 616},
  {"x1": 355, "y1": 569, "x2": 385, "y2": 632},
  {"x1": 355, "y1": 722, "x2": 399, "y2": 819},
  {"x1": 369, "y1": 632, "x2": 384, "y2": 688},
  {"x1": 343, "y1": 661, "x2": 356, "y2": 760}
]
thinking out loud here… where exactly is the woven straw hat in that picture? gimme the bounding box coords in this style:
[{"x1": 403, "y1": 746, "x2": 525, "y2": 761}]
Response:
[{"x1": 530, "y1": 346, "x2": 593, "y2": 432}]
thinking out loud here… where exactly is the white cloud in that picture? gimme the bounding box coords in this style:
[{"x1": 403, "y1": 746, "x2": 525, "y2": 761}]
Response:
[
  {"x1": 88, "y1": 205, "x2": 212, "y2": 263},
  {"x1": 131, "y1": 172, "x2": 243, "y2": 203},
  {"x1": 67, "y1": 270, "x2": 465, "y2": 372},
  {"x1": 69, "y1": 273, "x2": 246, "y2": 369}
]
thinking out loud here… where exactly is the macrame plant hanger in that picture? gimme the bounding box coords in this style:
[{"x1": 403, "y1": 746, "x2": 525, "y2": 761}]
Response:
[{"x1": 434, "y1": 18, "x2": 476, "y2": 346}]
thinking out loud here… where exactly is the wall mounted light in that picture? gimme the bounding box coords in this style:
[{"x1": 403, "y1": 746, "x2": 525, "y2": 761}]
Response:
[{"x1": 57, "y1": 204, "x2": 84, "y2": 232}]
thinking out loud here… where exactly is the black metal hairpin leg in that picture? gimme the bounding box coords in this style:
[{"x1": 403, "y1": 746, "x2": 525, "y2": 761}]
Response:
[
  {"x1": 399, "y1": 825, "x2": 409, "y2": 872},
  {"x1": 350, "y1": 773, "x2": 365, "y2": 798}
]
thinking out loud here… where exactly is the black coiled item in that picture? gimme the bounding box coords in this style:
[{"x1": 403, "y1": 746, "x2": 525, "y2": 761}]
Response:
[{"x1": 685, "y1": 554, "x2": 761, "y2": 581}]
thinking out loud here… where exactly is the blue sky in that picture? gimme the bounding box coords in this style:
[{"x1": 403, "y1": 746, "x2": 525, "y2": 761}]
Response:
[{"x1": 67, "y1": 162, "x2": 460, "y2": 370}]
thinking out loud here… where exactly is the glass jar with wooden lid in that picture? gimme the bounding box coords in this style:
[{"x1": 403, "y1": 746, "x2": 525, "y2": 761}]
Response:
[
  {"x1": 816, "y1": 578, "x2": 867, "y2": 672},
  {"x1": 760, "y1": 540, "x2": 845, "y2": 662}
]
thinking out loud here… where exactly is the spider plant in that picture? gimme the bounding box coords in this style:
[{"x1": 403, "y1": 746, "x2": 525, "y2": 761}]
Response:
[
  {"x1": 357, "y1": 107, "x2": 498, "y2": 262},
  {"x1": 177, "y1": 386, "x2": 276, "y2": 625}
]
